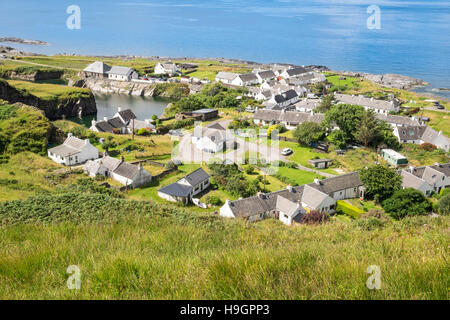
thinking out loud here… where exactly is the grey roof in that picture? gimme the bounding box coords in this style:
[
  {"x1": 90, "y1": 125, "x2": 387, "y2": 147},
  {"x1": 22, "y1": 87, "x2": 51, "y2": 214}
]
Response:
[
  {"x1": 308, "y1": 159, "x2": 332, "y2": 164},
  {"x1": 302, "y1": 185, "x2": 331, "y2": 208},
  {"x1": 158, "y1": 182, "x2": 193, "y2": 197},
  {"x1": 83, "y1": 61, "x2": 111, "y2": 74},
  {"x1": 401, "y1": 171, "x2": 427, "y2": 189},
  {"x1": 99, "y1": 156, "x2": 122, "y2": 171},
  {"x1": 258, "y1": 70, "x2": 276, "y2": 79},
  {"x1": 286, "y1": 67, "x2": 307, "y2": 77},
  {"x1": 238, "y1": 73, "x2": 258, "y2": 82},
  {"x1": 83, "y1": 160, "x2": 103, "y2": 175},
  {"x1": 376, "y1": 114, "x2": 420, "y2": 126},
  {"x1": 107, "y1": 66, "x2": 135, "y2": 76},
  {"x1": 129, "y1": 120, "x2": 155, "y2": 130},
  {"x1": 335, "y1": 93, "x2": 397, "y2": 111},
  {"x1": 216, "y1": 72, "x2": 238, "y2": 81},
  {"x1": 420, "y1": 127, "x2": 450, "y2": 146},
  {"x1": 48, "y1": 136, "x2": 87, "y2": 157},
  {"x1": 308, "y1": 172, "x2": 362, "y2": 195},
  {"x1": 184, "y1": 168, "x2": 210, "y2": 186},
  {"x1": 293, "y1": 99, "x2": 320, "y2": 110},
  {"x1": 94, "y1": 121, "x2": 115, "y2": 133},
  {"x1": 118, "y1": 109, "x2": 137, "y2": 122},
  {"x1": 397, "y1": 126, "x2": 426, "y2": 141},
  {"x1": 107, "y1": 117, "x2": 127, "y2": 128},
  {"x1": 409, "y1": 163, "x2": 450, "y2": 179},
  {"x1": 113, "y1": 161, "x2": 141, "y2": 180},
  {"x1": 207, "y1": 122, "x2": 226, "y2": 131},
  {"x1": 254, "y1": 109, "x2": 324, "y2": 125},
  {"x1": 282, "y1": 89, "x2": 298, "y2": 100},
  {"x1": 274, "y1": 95, "x2": 286, "y2": 103},
  {"x1": 276, "y1": 195, "x2": 304, "y2": 218},
  {"x1": 420, "y1": 166, "x2": 446, "y2": 186}
]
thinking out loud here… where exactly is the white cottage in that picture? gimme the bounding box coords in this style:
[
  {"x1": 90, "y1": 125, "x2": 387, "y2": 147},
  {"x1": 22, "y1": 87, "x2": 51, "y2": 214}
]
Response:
[{"x1": 48, "y1": 133, "x2": 99, "y2": 166}]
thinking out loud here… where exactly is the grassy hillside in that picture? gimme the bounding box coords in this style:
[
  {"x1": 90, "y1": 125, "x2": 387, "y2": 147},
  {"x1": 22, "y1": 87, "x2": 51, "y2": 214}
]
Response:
[{"x1": 0, "y1": 189, "x2": 448, "y2": 299}]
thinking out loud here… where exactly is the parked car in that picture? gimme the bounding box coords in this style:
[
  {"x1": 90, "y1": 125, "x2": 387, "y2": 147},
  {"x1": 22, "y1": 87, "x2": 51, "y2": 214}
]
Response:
[
  {"x1": 281, "y1": 148, "x2": 293, "y2": 156},
  {"x1": 437, "y1": 104, "x2": 445, "y2": 109}
]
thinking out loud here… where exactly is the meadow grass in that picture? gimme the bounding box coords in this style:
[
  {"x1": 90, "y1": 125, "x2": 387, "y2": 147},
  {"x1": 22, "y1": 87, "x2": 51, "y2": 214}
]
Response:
[
  {"x1": 6, "y1": 79, "x2": 91, "y2": 100},
  {"x1": 0, "y1": 212, "x2": 448, "y2": 299}
]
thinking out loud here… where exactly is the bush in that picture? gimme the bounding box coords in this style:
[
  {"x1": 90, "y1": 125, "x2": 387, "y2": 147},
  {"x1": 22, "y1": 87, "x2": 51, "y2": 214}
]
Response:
[
  {"x1": 336, "y1": 200, "x2": 364, "y2": 219},
  {"x1": 437, "y1": 193, "x2": 450, "y2": 215},
  {"x1": 136, "y1": 128, "x2": 150, "y2": 136},
  {"x1": 301, "y1": 210, "x2": 329, "y2": 225},
  {"x1": 419, "y1": 143, "x2": 437, "y2": 152},
  {"x1": 245, "y1": 166, "x2": 255, "y2": 175},
  {"x1": 382, "y1": 188, "x2": 432, "y2": 219},
  {"x1": 206, "y1": 195, "x2": 223, "y2": 206}
]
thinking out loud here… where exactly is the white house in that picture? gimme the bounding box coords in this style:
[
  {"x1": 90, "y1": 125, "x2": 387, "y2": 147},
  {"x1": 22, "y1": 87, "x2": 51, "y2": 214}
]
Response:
[
  {"x1": 215, "y1": 72, "x2": 238, "y2": 84},
  {"x1": 83, "y1": 61, "x2": 111, "y2": 79},
  {"x1": 400, "y1": 170, "x2": 434, "y2": 197},
  {"x1": 154, "y1": 62, "x2": 179, "y2": 75},
  {"x1": 280, "y1": 67, "x2": 307, "y2": 79},
  {"x1": 334, "y1": 93, "x2": 400, "y2": 115},
  {"x1": 83, "y1": 155, "x2": 152, "y2": 188},
  {"x1": 294, "y1": 98, "x2": 321, "y2": 113},
  {"x1": 106, "y1": 66, "x2": 138, "y2": 82},
  {"x1": 48, "y1": 133, "x2": 99, "y2": 166},
  {"x1": 157, "y1": 168, "x2": 210, "y2": 204},
  {"x1": 256, "y1": 70, "x2": 277, "y2": 83},
  {"x1": 191, "y1": 124, "x2": 229, "y2": 153},
  {"x1": 231, "y1": 73, "x2": 259, "y2": 86},
  {"x1": 393, "y1": 125, "x2": 450, "y2": 152}
]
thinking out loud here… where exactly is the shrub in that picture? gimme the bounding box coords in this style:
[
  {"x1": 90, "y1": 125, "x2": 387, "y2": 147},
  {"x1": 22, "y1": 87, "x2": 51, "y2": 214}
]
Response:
[
  {"x1": 206, "y1": 195, "x2": 223, "y2": 206},
  {"x1": 136, "y1": 128, "x2": 149, "y2": 136},
  {"x1": 437, "y1": 193, "x2": 450, "y2": 215},
  {"x1": 419, "y1": 143, "x2": 437, "y2": 152},
  {"x1": 301, "y1": 210, "x2": 329, "y2": 225},
  {"x1": 245, "y1": 166, "x2": 255, "y2": 175},
  {"x1": 336, "y1": 200, "x2": 364, "y2": 219},
  {"x1": 382, "y1": 188, "x2": 432, "y2": 219}
]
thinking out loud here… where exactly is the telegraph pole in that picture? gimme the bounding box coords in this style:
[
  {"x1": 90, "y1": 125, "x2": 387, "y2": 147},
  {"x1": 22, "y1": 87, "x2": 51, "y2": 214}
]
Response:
[{"x1": 132, "y1": 118, "x2": 135, "y2": 140}]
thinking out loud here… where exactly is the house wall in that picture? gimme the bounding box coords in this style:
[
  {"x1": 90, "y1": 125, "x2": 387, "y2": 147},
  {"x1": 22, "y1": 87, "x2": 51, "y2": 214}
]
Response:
[
  {"x1": 108, "y1": 74, "x2": 130, "y2": 82},
  {"x1": 48, "y1": 141, "x2": 99, "y2": 166},
  {"x1": 303, "y1": 196, "x2": 336, "y2": 214},
  {"x1": 332, "y1": 187, "x2": 359, "y2": 201},
  {"x1": 279, "y1": 212, "x2": 293, "y2": 226},
  {"x1": 219, "y1": 203, "x2": 235, "y2": 218},
  {"x1": 158, "y1": 191, "x2": 188, "y2": 204},
  {"x1": 130, "y1": 170, "x2": 152, "y2": 188}
]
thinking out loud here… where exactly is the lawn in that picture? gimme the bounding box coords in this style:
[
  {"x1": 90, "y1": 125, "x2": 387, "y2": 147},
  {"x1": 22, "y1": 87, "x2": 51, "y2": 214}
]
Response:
[
  {"x1": 277, "y1": 167, "x2": 324, "y2": 185},
  {"x1": 421, "y1": 110, "x2": 450, "y2": 136},
  {"x1": 6, "y1": 79, "x2": 91, "y2": 100}
]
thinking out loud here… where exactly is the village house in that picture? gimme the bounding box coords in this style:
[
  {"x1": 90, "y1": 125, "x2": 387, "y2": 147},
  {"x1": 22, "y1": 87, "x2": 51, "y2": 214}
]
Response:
[
  {"x1": 286, "y1": 72, "x2": 326, "y2": 86},
  {"x1": 231, "y1": 73, "x2": 259, "y2": 86},
  {"x1": 393, "y1": 126, "x2": 450, "y2": 152},
  {"x1": 376, "y1": 114, "x2": 421, "y2": 128},
  {"x1": 176, "y1": 109, "x2": 218, "y2": 122},
  {"x1": 83, "y1": 155, "x2": 152, "y2": 188},
  {"x1": 82, "y1": 61, "x2": 111, "y2": 79},
  {"x1": 308, "y1": 159, "x2": 333, "y2": 169},
  {"x1": 157, "y1": 168, "x2": 210, "y2": 204},
  {"x1": 154, "y1": 62, "x2": 179, "y2": 75},
  {"x1": 280, "y1": 67, "x2": 308, "y2": 79},
  {"x1": 294, "y1": 98, "x2": 321, "y2": 113},
  {"x1": 106, "y1": 66, "x2": 138, "y2": 82},
  {"x1": 215, "y1": 71, "x2": 238, "y2": 84},
  {"x1": 400, "y1": 170, "x2": 434, "y2": 197},
  {"x1": 48, "y1": 133, "x2": 99, "y2": 166},
  {"x1": 405, "y1": 164, "x2": 450, "y2": 194},
  {"x1": 91, "y1": 116, "x2": 127, "y2": 134},
  {"x1": 220, "y1": 171, "x2": 365, "y2": 225},
  {"x1": 334, "y1": 93, "x2": 400, "y2": 115},
  {"x1": 192, "y1": 123, "x2": 230, "y2": 153},
  {"x1": 253, "y1": 109, "x2": 324, "y2": 130},
  {"x1": 256, "y1": 70, "x2": 277, "y2": 83}
]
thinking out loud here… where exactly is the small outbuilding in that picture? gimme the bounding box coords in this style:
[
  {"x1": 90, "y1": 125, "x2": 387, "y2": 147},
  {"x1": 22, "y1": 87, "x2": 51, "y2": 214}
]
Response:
[{"x1": 308, "y1": 159, "x2": 333, "y2": 169}]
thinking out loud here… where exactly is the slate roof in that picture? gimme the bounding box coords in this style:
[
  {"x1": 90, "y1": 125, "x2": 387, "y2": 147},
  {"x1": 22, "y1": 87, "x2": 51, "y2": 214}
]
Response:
[
  {"x1": 158, "y1": 182, "x2": 193, "y2": 198},
  {"x1": 254, "y1": 109, "x2": 324, "y2": 125},
  {"x1": 293, "y1": 99, "x2": 320, "y2": 110},
  {"x1": 397, "y1": 126, "x2": 426, "y2": 140},
  {"x1": 286, "y1": 67, "x2": 307, "y2": 77},
  {"x1": 238, "y1": 73, "x2": 258, "y2": 82},
  {"x1": 99, "y1": 156, "x2": 122, "y2": 171},
  {"x1": 93, "y1": 121, "x2": 115, "y2": 133},
  {"x1": 421, "y1": 166, "x2": 446, "y2": 186},
  {"x1": 207, "y1": 122, "x2": 226, "y2": 131},
  {"x1": 48, "y1": 136, "x2": 87, "y2": 157},
  {"x1": 335, "y1": 94, "x2": 397, "y2": 111},
  {"x1": 258, "y1": 70, "x2": 276, "y2": 79},
  {"x1": 282, "y1": 89, "x2": 298, "y2": 100},
  {"x1": 83, "y1": 61, "x2": 111, "y2": 74},
  {"x1": 118, "y1": 109, "x2": 137, "y2": 122},
  {"x1": 192, "y1": 108, "x2": 218, "y2": 114},
  {"x1": 184, "y1": 168, "x2": 210, "y2": 186},
  {"x1": 409, "y1": 163, "x2": 450, "y2": 179},
  {"x1": 107, "y1": 66, "x2": 135, "y2": 76},
  {"x1": 308, "y1": 172, "x2": 362, "y2": 195},
  {"x1": 376, "y1": 114, "x2": 420, "y2": 126},
  {"x1": 401, "y1": 170, "x2": 427, "y2": 190},
  {"x1": 113, "y1": 161, "x2": 141, "y2": 180},
  {"x1": 274, "y1": 95, "x2": 287, "y2": 103},
  {"x1": 83, "y1": 160, "x2": 103, "y2": 175}
]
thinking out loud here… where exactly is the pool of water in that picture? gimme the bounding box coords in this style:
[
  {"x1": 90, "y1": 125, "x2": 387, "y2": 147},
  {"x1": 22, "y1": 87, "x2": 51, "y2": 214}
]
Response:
[{"x1": 93, "y1": 93, "x2": 173, "y2": 121}]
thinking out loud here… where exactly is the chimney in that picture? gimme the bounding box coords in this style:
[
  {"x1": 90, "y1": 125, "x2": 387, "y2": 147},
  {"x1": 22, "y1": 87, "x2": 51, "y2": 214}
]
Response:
[
  {"x1": 409, "y1": 166, "x2": 415, "y2": 172},
  {"x1": 287, "y1": 184, "x2": 293, "y2": 192},
  {"x1": 118, "y1": 107, "x2": 122, "y2": 112},
  {"x1": 225, "y1": 199, "x2": 230, "y2": 205},
  {"x1": 91, "y1": 120, "x2": 97, "y2": 127},
  {"x1": 438, "y1": 131, "x2": 442, "y2": 136},
  {"x1": 84, "y1": 139, "x2": 90, "y2": 145},
  {"x1": 138, "y1": 162, "x2": 143, "y2": 170},
  {"x1": 434, "y1": 162, "x2": 440, "y2": 167},
  {"x1": 257, "y1": 191, "x2": 264, "y2": 199},
  {"x1": 120, "y1": 156, "x2": 125, "y2": 163},
  {"x1": 67, "y1": 132, "x2": 73, "y2": 138},
  {"x1": 314, "y1": 178, "x2": 321, "y2": 185},
  {"x1": 103, "y1": 116, "x2": 108, "y2": 122}
]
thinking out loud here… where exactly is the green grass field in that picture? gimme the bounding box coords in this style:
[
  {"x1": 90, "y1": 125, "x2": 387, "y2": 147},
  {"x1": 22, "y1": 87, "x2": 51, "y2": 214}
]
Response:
[
  {"x1": 6, "y1": 79, "x2": 91, "y2": 100},
  {"x1": 0, "y1": 209, "x2": 447, "y2": 299}
]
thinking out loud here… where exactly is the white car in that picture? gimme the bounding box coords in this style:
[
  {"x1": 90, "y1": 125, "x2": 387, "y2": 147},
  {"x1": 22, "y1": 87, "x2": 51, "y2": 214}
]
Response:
[{"x1": 281, "y1": 148, "x2": 293, "y2": 156}]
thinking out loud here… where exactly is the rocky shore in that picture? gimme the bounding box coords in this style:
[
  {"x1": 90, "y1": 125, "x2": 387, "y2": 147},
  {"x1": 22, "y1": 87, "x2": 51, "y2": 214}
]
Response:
[{"x1": 337, "y1": 71, "x2": 428, "y2": 90}]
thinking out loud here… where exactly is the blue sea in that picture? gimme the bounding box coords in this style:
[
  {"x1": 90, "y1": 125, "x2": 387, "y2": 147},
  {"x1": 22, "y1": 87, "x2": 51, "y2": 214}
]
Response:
[{"x1": 1, "y1": 0, "x2": 450, "y2": 90}]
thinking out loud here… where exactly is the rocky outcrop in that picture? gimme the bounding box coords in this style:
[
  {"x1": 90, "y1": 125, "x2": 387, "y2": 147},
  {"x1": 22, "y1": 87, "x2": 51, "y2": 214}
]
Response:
[
  {"x1": 7, "y1": 70, "x2": 63, "y2": 81},
  {"x1": 338, "y1": 71, "x2": 428, "y2": 90},
  {"x1": 82, "y1": 78, "x2": 189, "y2": 98},
  {"x1": 0, "y1": 79, "x2": 97, "y2": 120}
]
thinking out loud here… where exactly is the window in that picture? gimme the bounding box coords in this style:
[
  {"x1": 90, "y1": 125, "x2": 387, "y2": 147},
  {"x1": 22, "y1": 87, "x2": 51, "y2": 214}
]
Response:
[{"x1": 284, "y1": 214, "x2": 289, "y2": 219}]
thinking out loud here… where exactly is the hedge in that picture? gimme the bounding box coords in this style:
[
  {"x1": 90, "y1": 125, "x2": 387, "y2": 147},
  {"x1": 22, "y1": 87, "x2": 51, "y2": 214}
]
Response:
[{"x1": 336, "y1": 200, "x2": 364, "y2": 219}]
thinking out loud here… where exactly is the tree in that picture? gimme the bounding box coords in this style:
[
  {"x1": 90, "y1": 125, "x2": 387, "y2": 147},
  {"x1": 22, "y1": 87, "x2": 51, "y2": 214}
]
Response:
[
  {"x1": 328, "y1": 130, "x2": 348, "y2": 149},
  {"x1": 360, "y1": 165, "x2": 402, "y2": 202},
  {"x1": 356, "y1": 109, "x2": 381, "y2": 147},
  {"x1": 323, "y1": 104, "x2": 364, "y2": 142},
  {"x1": 437, "y1": 193, "x2": 450, "y2": 215},
  {"x1": 382, "y1": 188, "x2": 432, "y2": 219},
  {"x1": 293, "y1": 122, "x2": 325, "y2": 146},
  {"x1": 315, "y1": 94, "x2": 334, "y2": 113}
]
